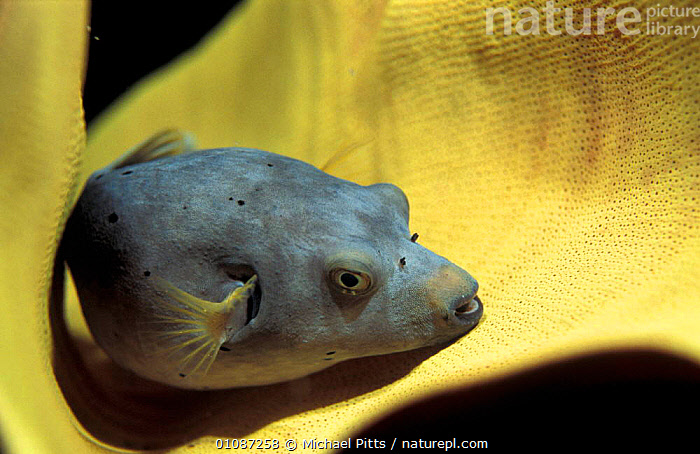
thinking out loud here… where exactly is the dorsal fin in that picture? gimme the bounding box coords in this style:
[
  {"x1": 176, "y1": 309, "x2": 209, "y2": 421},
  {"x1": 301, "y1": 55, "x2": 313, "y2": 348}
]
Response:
[{"x1": 110, "y1": 129, "x2": 197, "y2": 170}]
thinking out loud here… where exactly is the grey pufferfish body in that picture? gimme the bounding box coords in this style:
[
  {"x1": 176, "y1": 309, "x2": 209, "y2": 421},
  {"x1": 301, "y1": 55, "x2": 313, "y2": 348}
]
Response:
[{"x1": 64, "y1": 132, "x2": 482, "y2": 390}]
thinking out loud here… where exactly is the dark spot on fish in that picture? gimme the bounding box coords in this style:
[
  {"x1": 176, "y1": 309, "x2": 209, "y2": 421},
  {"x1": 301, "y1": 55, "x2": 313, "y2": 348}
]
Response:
[
  {"x1": 183, "y1": 206, "x2": 187, "y2": 209},
  {"x1": 326, "y1": 351, "x2": 335, "y2": 355},
  {"x1": 95, "y1": 174, "x2": 103, "y2": 180},
  {"x1": 267, "y1": 163, "x2": 273, "y2": 167},
  {"x1": 219, "y1": 346, "x2": 231, "y2": 352},
  {"x1": 228, "y1": 197, "x2": 234, "y2": 201},
  {"x1": 144, "y1": 270, "x2": 151, "y2": 277},
  {"x1": 179, "y1": 373, "x2": 186, "y2": 378},
  {"x1": 237, "y1": 200, "x2": 245, "y2": 206},
  {"x1": 108, "y1": 212, "x2": 118, "y2": 223},
  {"x1": 410, "y1": 233, "x2": 419, "y2": 243},
  {"x1": 121, "y1": 170, "x2": 133, "y2": 175},
  {"x1": 399, "y1": 257, "x2": 406, "y2": 268}
]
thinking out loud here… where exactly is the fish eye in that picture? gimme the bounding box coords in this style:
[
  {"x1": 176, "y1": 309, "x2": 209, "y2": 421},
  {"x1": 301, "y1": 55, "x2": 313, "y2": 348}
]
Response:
[
  {"x1": 329, "y1": 268, "x2": 372, "y2": 295},
  {"x1": 324, "y1": 250, "x2": 380, "y2": 298}
]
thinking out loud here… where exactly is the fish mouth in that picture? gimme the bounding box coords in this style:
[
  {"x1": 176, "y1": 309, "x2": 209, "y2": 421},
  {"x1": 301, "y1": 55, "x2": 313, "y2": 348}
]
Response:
[
  {"x1": 455, "y1": 294, "x2": 481, "y2": 315},
  {"x1": 452, "y1": 294, "x2": 482, "y2": 325},
  {"x1": 225, "y1": 265, "x2": 262, "y2": 325}
]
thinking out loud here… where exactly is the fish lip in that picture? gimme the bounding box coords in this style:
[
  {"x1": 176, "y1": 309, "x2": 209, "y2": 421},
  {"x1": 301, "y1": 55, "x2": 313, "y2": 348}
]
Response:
[{"x1": 451, "y1": 294, "x2": 483, "y2": 325}]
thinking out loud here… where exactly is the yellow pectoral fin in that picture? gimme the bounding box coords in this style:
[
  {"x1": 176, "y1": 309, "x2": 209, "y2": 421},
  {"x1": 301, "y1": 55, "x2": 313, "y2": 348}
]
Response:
[
  {"x1": 149, "y1": 275, "x2": 257, "y2": 377},
  {"x1": 221, "y1": 275, "x2": 258, "y2": 309}
]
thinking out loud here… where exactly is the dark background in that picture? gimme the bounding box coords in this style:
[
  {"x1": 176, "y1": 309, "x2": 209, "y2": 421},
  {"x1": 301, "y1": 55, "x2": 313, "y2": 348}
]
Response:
[{"x1": 83, "y1": 2, "x2": 244, "y2": 127}]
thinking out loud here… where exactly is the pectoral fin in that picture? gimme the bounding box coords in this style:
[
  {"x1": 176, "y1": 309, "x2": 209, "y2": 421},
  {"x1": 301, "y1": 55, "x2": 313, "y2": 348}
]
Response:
[{"x1": 147, "y1": 275, "x2": 258, "y2": 378}]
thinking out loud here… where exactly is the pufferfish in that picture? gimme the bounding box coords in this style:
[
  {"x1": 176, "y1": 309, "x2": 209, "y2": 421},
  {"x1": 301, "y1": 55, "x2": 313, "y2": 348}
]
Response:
[{"x1": 63, "y1": 131, "x2": 482, "y2": 390}]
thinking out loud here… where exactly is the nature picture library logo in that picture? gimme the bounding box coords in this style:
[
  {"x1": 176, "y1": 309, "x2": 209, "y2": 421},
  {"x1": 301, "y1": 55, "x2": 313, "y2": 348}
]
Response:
[{"x1": 485, "y1": 2, "x2": 700, "y2": 38}]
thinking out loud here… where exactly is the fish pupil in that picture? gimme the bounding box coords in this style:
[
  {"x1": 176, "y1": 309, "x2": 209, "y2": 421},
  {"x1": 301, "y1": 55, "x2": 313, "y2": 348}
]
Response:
[{"x1": 340, "y1": 273, "x2": 359, "y2": 288}]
